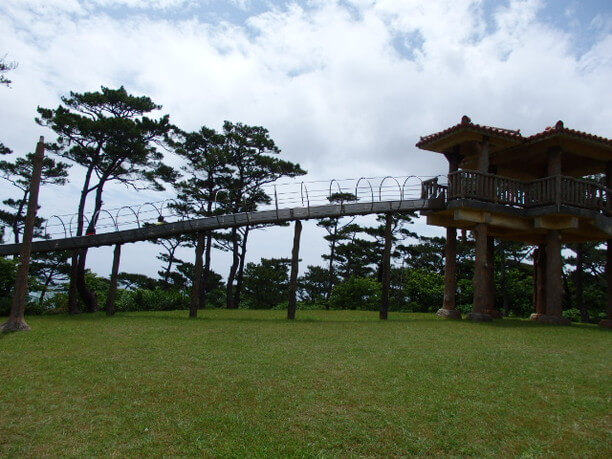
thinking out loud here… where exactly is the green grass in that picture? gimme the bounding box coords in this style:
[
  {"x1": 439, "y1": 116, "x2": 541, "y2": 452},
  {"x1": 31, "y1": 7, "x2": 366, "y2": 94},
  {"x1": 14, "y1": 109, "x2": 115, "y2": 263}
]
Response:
[{"x1": 1, "y1": 310, "x2": 610, "y2": 457}]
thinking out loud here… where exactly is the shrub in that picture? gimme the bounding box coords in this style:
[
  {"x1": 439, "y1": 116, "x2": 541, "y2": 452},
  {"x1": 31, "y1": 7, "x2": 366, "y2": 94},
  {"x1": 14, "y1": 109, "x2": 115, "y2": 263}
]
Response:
[
  {"x1": 328, "y1": 277, "x2": 381, "y2": 310},
  {"x1": 402, "y1": 269, "x2": 444, "y2": 312},
  {"x1": 116, "y1": 288, "x2": 189, "y2": 312}
]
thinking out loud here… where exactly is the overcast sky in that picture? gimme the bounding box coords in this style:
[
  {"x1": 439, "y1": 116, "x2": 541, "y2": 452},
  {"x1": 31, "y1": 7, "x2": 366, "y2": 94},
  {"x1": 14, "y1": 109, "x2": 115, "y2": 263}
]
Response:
[{"x1": 1, "y1": 0, "x2": 611, "y2": 280}]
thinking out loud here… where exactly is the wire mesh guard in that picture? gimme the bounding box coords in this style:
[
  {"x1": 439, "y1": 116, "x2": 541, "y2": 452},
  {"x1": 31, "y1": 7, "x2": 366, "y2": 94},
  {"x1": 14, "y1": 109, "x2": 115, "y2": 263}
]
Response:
[{"x1": 24, "y1": 175, "x2": 446, "y2": 241}]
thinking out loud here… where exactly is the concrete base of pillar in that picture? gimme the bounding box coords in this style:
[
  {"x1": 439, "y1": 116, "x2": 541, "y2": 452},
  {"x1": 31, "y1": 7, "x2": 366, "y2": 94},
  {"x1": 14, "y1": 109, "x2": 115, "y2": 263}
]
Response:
[
  {"x1": 537, "y1": 314, "x2": 571, "y2": 325},
  {"x1": 436, "y1": 308, "x2": 462, "y2": 319},
  {"x1": 486, "y1": 309, "x2": 503, "y2": 319},
  {"x1": 467, "y1": 312, "x2": 493, "y2": 322},
  {"x1": 598, "y1": 319, "x2": 612, "y2": 328},
  {"x1": 529, "y1": 313, "x2": 543, "y2": 321}
]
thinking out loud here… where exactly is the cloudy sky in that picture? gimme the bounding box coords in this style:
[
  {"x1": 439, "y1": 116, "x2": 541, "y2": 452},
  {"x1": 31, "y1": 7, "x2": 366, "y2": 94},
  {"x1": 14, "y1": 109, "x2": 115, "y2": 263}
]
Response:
[{"x1": 1, "y1": 0, "x2": 611, "y2": 279}]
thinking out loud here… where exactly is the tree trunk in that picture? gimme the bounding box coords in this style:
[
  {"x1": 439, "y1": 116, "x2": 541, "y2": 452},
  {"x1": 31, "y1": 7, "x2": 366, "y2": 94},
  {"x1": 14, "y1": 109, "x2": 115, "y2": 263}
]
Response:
[
  {"x1": 1, "y1": 137, "x2": 44, "y2": 332},
  {"x1": 76, "y1": 247, "x2": 97, "y2": 312},
  {"x1": 161, "y1": 246, "x2": 177, "y2": 290},
  {"x1": 190, "y1": 232, "x2": 205, "y2": 318},
  {"x1": 288, "y1": 221, "x2": 302, "y2": 320},
  {"x1": 226, "y1": 228, "x2": 240, "y2": 309},
  {"x1": 233, "y1": 226, "x2": 250, "y2": 309},
  {"x1": 38, "y1": 266, "x2": 57, "y2": 307},
  {"x1": 76, "y1": 180, "x2": 105, "y2": 312},
  {"x1": 106, "y1": 244, "x2": 121, "y2": 316}
]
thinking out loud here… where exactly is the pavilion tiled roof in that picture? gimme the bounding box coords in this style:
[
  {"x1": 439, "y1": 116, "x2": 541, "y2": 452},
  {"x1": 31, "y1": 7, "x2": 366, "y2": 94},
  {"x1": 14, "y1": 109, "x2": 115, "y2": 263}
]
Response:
[
  {"x1": 416, "y1": 115, "x2": 523, "y2": 148},
  {"x1": 524, "y1": 120, "x2": 612, "y2": 146},
  {"x1": 417, "y1": 117, "x2": 612, "y2": 150}
]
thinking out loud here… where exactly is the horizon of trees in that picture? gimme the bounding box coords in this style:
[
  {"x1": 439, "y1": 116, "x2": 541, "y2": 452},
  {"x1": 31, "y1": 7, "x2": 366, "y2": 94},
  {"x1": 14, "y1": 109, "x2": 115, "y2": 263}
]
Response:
[{"x1": 0, "y1": 84, "x2": 608, "y2": 322}]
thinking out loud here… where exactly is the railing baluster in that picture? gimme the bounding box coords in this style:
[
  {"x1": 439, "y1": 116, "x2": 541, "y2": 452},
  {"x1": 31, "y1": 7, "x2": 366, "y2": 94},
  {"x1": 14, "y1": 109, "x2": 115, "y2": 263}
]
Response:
[{"x1": 444, "y1": 170, "x2": 606, "y2": 213}]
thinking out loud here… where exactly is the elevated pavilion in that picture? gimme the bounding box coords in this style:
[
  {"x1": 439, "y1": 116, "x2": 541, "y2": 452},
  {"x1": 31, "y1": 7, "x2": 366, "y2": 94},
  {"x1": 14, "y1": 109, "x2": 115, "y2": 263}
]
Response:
[{"x1": 417, "y1": 116, "x2": 611, "y2": 325}]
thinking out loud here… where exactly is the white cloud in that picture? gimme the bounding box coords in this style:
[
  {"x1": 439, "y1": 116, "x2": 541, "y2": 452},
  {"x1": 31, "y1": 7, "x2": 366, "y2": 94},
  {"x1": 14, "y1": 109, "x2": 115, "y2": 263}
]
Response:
[{"x1": 1, "y1": 0, "x2": 611, "y2": 277}]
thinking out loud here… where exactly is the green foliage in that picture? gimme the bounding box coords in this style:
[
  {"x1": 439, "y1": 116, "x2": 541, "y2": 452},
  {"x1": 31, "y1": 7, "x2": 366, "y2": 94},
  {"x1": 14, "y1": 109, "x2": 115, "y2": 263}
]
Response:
[
  {"x1": 328, "y1": 277, "x2": 381, "y2": 310},
  {"x1": 0, "y1": 149, "x2": 70, "y2": 243},
  {"x1": 0, "y1": 256, "x2": 16, "y2": 315},
  {"x1": 562, "y1": 308, "x2": 581, "y2": 322},
  {"x1": 495, "y1": 266, "x2": 533, "y2": 316},
  {"x1": 116, "y1": 288, "x2": 189, "y2": 312},
  {"x1": 298, "y1": 265, "x2": 328, "y2": 304},
  {"x1": 117, "y1": 272, "x2": 158, "y2": 291},
  {"x1": 242, "y1": 258, "x2": 289, "y2": 309},
  {"x1": 403, "y1": 268, "x2": 444, "y2": 312},
  {"x1": 36, "y1": 86, "x2": 176, "y2": 236}
]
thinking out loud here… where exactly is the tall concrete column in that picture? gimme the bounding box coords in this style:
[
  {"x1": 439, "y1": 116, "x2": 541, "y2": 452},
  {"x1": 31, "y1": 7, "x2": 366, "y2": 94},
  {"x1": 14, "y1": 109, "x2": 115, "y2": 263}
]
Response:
[
  {"x1": 530, "y1": 245, "x2": 547, "y2": 320},
  {"x1": 468, "y1": 137, "x2": 493, "y2": 321},
  {"x1": 438, "y1": 147, "x2": 462, "y2": 319},
  {"x1": 437, "y1": 226, "x2": 461, "y2": 319},
  {"x1": 485, "y1": 236, "x2": 502, "y2": 318},
  {"x1": 539, "y1": 230, "x2": 570, "y2": 325},
  {"x1": 468, "y1": 223, "x2": 493, "y2": 321},
  {"x1": 287, "y1": 220, "x2": 302, "y2": 320},
  {"x1": 599, "y1": 240, "x2": 612, "y2": 328},
  {"x1": 600, "y1": 162, "x2": 612, "y2": 327}
]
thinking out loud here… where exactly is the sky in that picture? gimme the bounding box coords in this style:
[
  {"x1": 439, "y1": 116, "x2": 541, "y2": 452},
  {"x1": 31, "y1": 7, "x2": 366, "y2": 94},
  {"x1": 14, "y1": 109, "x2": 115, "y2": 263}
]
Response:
[{"x1": 1, "y1": 0, "x2": 611, "y2": 280}]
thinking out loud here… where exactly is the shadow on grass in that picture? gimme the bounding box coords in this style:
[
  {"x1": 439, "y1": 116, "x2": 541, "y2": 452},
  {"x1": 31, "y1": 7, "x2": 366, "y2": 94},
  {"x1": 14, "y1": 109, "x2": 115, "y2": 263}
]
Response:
[{"x1": 18, "y1": 310, "x2": 609, "y2": 332}]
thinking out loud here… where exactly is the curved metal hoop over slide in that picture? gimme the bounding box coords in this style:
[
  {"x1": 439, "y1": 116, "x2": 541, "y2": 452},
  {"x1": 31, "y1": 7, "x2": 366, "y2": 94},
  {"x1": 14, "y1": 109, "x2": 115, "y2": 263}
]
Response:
[
  {"x1": 69, "y1": 214, "x2": 90, "y2": 237},
  {"x1": 354, "y1": 177, "x2": 375, "y2": 211},
  {"x1": 328, "y1": 179, "x2": 343, "y2": 200},
  {"x1": 379, "y1": 176, "x2": 402, "y2": 210},
  {"x1": 136, "y1": 202, "x2": 161, "y2": 226},
  {"x1": 116, "y1": 206, "x2": 140, "y2": 229},
  {"x1": 96, "y1": 209, "x2": 118, "y2": 231},
  {"x1": 401, "y1": 175, "x2": 423, "y2": 201},
  {"x1": 45, "y1": 215, "x2": 68, "y2": 239}
]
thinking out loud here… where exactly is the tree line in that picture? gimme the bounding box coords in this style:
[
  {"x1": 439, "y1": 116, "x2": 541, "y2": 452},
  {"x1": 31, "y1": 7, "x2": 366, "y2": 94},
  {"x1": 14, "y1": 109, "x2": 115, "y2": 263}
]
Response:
[{"x1": 0, "y1": 84, "x2": 608, "y2": 322}]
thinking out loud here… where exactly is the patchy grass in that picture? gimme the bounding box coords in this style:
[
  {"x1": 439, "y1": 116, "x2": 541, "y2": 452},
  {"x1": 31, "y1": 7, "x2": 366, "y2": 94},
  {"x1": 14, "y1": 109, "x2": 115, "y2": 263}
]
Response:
[{"x1": 0, "y1": 310, "x2": 610, "y2": 457}]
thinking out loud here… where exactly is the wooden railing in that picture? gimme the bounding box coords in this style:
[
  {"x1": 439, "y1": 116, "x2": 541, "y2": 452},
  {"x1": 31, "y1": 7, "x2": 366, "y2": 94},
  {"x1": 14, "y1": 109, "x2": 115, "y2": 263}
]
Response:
[{"x1": 447, "y1": 171, "x2": 610, "y2": 213}]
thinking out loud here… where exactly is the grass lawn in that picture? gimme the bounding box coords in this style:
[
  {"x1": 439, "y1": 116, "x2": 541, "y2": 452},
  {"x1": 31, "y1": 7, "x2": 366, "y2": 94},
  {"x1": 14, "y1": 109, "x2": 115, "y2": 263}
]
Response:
[{"x1": 0, "y1": 310, "x2": 610, "y2": 457}]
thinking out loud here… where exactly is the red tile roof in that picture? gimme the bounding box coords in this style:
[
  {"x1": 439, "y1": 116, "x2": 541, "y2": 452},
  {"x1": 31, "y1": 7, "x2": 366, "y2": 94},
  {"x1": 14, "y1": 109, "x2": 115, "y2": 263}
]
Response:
[
  {"x1": 416, "y1": 117, "x2": 612, "y2": 149},
  {"x1": 524, "y1": 120, "x2": 612, "y2": 146},
  {"x1": 416, "y1": 115, "x2": 523, "y2": 148}
]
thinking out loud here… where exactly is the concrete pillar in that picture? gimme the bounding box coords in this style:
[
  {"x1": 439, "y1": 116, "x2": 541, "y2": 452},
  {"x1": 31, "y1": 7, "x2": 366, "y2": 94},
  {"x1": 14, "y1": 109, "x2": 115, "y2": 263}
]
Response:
[
  {"x1": 287, "y1": 220, "x2": 302, "y2": 321},
  {"x1": 485, "y1": 236, "x2": 502, "y2": 318},
  {"x1": 437, "y1": 226, "x2": 461, "y2": 319},
  {"x1": 530, "y1": 245, "x2": 547, "y2": 320},
  {"x1": 438, "y1": 147, "x2": 462, "y2": 320},
  {"x1": 600, "y1": 239, "x2": 612, "y2": 328},
  {"x1": 601, "y1": 163, "x2": 612, "y2": 327},
  {"x1": 380, "y1": 213, "x2": 392, "y2": 321},
  {"x1": 468, "y1": 136, "x2": 494, "y2": 322},
  {"x1": 468, "y1": 223, "x2": 493, "y2": 321},
  {"x1": 538, "y1": 230, "x2": 570, "y2": 325}
]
